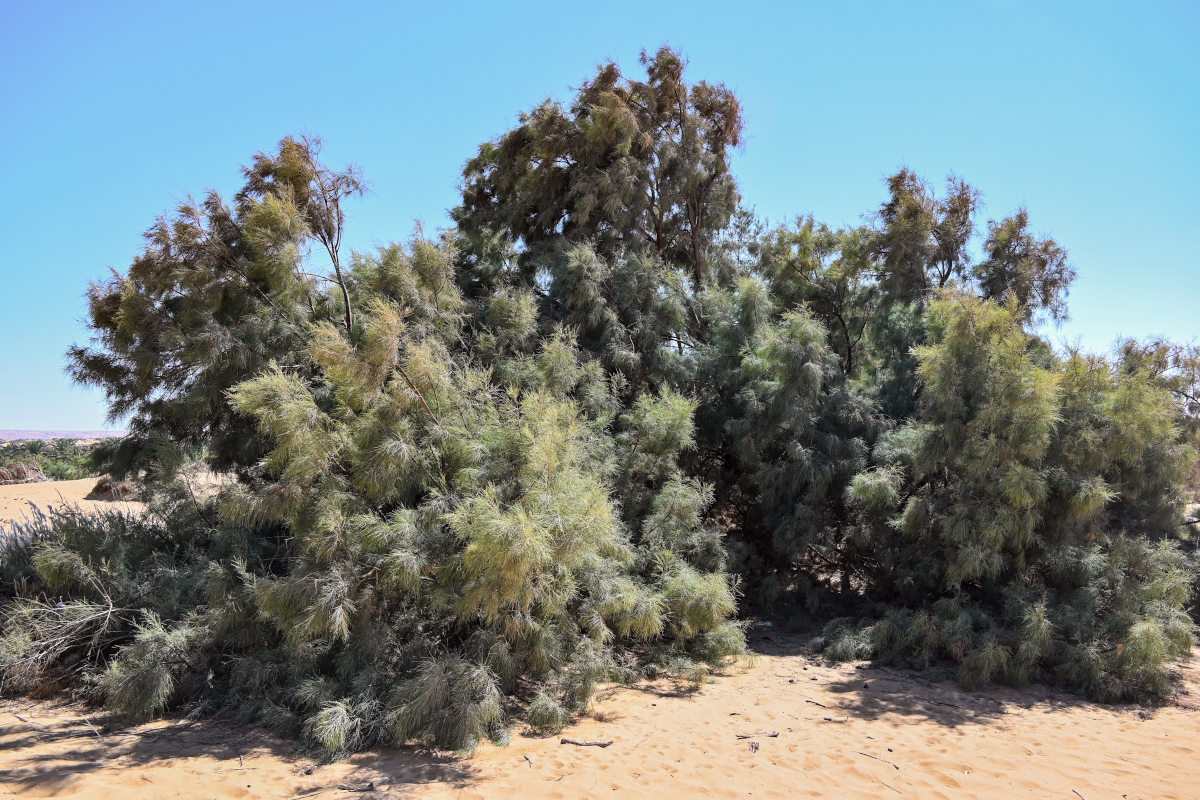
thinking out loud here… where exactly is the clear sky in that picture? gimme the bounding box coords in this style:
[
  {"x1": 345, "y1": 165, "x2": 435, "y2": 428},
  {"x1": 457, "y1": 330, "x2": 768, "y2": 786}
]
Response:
[{"x1": 1, "y1": 0, "x2": 1196, "y2": 430}]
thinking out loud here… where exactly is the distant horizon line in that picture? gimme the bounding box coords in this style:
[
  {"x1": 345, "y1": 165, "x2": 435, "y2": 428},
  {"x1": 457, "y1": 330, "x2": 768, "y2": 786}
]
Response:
[{"x1": 0, "y1": 430, "x2": 127, "y2": 442}]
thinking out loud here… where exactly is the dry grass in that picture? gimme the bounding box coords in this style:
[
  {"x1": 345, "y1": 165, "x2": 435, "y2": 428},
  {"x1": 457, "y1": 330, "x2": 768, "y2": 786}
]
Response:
[
  {"x1": 0, "y1": 463, "x2": 49, "y2": 485},
  {"x1": 85, "y1": 476, "x2": 136, "y2": 501}
]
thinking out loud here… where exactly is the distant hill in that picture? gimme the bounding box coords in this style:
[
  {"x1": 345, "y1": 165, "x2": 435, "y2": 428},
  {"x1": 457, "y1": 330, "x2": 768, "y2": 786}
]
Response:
[{"x1": 0, "y1": 430, "x2": 126, "y2": 443}]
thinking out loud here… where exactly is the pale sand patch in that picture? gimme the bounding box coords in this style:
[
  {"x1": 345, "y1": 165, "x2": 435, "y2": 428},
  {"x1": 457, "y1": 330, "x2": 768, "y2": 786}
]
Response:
[
  {"x1": 0, "y1": 478, "x2": 142, "y2": 526},
  {"x1": 2, "y1": 633, "x2": 1198, "y2": 799}
]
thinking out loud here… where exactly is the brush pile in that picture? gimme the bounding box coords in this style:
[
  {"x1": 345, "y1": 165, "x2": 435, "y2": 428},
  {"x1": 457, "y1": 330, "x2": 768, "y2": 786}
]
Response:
[{"x1": 0, "y1": 464, "x2": 48, "y2": 486}]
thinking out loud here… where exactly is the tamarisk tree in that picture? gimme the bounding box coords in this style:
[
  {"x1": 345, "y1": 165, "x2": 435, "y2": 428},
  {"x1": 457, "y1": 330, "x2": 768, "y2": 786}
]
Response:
[
  {"x1": 822, "y1": 293, "x2": 1194, "y2": 700},
  {"x1": 3, "y1": 47, "x2": 1196, "y2": 757},
  {"x1": 4, "y1": 208, "x2": 742, "y2": 755},
  {"x1": 456, "y1": 46, "x2": 742, "y2": 291},
  {"x1": 67, "y1": 136, "x2": 360, "y2": 477}
]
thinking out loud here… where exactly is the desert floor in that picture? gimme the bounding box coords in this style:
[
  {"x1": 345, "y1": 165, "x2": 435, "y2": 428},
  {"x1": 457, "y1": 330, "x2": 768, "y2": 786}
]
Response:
[
  {"x1": 2, "y1": 482, "x2": 1198, "y2": 799},
  {"x1": 0, "y1": 478, "x2": 142, "y2": 526}
]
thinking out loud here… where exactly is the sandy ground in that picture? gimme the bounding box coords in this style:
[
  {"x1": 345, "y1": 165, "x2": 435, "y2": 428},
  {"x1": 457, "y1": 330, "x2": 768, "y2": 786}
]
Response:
[
  {"x1": 2, "y1": 633, "x2": 1198, "y2": 800},
  {"x1": 2, "y1": 481, "x2": 1198, "y2": 798},
  {"x1": 0, "y1": 479, "x2": 142, "y2": 526}
]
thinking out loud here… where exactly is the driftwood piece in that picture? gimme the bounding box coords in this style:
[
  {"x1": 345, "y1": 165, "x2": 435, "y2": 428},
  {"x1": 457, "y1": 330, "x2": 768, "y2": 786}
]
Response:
[
  {"x1": 735, "y1": 731, "x2": 779, "y2": 739},
  {"x1": 560, "y1": 738, "x2": 613, "y2": 748}
]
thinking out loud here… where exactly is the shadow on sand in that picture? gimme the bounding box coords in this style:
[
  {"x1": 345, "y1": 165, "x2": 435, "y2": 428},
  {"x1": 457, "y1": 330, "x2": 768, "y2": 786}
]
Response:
[
  {"x1": 0, "y1": 702, "x2": 478, "y2": 798},
  {"x1": 745, "y1": 628, "x2": 1167, "y2": 730}
]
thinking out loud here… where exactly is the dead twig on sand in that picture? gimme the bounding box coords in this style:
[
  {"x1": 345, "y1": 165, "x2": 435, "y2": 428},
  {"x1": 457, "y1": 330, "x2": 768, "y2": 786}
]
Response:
[
  {"x1": 856, "y1": 751, "x2": 900, "y2": 770},
  {"x1": 77, "y1": 715, "x2": 104, "y2": 741},
  {"x1": 926, "y1": 699, "x2": 965, "y2": 710},
  {"x1": 560, "y1": 738, "x2": 613, "y2": 748},
  {"x1": 13, "y1": 713, "x2": 49, "y2": 730},
  {"x1": 288, "y1": 789, "x2": 329, "y2": 800}
]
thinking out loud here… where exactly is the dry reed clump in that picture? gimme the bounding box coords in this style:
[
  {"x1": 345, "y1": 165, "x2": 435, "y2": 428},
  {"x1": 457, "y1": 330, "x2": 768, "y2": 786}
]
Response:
[
  {"x1": 0, "y1": 464, "x2": 48, "y2": 486},
  {"x1": 86, "y1": 476, "x2": 135, "y2": 501}
]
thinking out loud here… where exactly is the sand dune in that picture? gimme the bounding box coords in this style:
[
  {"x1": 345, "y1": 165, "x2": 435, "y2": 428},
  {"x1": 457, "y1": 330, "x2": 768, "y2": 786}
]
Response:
[{"x1": 2, "y1": 632, "x2": 1198, "y2": 799}]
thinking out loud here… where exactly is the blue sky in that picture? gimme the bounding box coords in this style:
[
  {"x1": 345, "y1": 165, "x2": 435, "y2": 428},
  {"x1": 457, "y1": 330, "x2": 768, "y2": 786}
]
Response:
[{"x1": 1, "y1": 0, "x2": 1196, "y2": 430}]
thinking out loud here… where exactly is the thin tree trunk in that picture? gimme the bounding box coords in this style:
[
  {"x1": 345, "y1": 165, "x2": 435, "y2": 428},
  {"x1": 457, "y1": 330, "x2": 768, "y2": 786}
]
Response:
[{"x1": 331, "y1": 256, "x2": 353, "y2": 334}]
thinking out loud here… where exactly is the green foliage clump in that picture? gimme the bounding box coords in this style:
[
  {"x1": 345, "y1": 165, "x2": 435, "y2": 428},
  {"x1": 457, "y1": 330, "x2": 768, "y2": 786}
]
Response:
[
  {"x1": 825, "y1": 295, "x2": 1195, "y2": 699},
  {"x1": 0, "y1": 439, "x2": 103, "y2": 482},
  {"x1": 525, "y1": 691, "x2": 569, "y2": 735},
  {"x1": 2, "y1": 131, "x2": 742, "y2": 754}
]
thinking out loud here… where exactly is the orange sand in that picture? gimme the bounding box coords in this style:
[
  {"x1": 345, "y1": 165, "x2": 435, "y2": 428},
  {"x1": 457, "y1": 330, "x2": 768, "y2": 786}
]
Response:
[{"x1": 2, "y1": 635, "x2": 1198, "y2": 800}]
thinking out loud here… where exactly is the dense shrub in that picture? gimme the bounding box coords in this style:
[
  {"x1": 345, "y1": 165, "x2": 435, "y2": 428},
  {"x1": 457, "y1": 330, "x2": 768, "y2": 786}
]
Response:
[{"x1": 2, "y1": 248, "x2": 742, "y2": 756}]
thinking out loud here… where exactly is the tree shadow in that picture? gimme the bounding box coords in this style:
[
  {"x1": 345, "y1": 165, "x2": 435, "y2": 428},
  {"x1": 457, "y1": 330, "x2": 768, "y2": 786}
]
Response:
[
  {"x1": 0, "y1": 702, "x2": 478, "y2": 798},
  {"x1": 609, "y1": 680, "x2": 704, "y2": 700},
  {"x1": 744, "y1": 627, "x2": 1168, "y2": 730}
]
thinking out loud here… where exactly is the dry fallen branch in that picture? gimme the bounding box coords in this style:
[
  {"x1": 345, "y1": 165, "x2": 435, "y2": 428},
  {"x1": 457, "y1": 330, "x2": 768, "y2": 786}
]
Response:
[
  {"x1": 735, "y1": 731, "x2": 779, "y2": 739},
  {"x1": 288, "y1": 789, "x2": 329, "y2": 800},
  {"x1": 926, "y1": 699, "x2": 964, "y2": 710},
  {"x1": 13, "y1": 713, "x2": 49, "y2": 730},
  {"x1": 78, "y1": 715, "x2": 104, "y2": 741},
  {"x1": 559, "y1": 738, "x2": 613, "y2": 748},
  {"x1": 0, "y1": 463, "x2": 48, "y2": 485}
]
